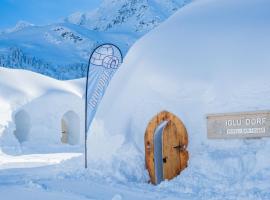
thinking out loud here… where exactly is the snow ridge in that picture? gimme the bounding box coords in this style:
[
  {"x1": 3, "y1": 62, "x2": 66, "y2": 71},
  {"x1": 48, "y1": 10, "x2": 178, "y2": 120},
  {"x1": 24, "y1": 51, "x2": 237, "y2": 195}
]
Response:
[{"x1": 4, "y1": 21, "x2": 34, "y2": 34}]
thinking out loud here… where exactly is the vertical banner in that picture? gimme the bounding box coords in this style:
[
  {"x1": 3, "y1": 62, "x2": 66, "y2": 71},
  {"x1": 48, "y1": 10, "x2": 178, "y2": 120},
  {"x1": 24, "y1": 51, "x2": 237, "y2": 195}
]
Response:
[{"x1": 84, "y1": 44, "x2": 123, "y2": 168}]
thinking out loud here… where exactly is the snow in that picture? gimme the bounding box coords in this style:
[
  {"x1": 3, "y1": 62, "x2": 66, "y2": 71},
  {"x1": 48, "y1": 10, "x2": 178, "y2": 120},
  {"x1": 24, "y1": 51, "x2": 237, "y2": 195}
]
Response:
[
  {"x1": 1, "y1": 0, "x2": 270, "y2": 199},
  {"x1": 0, "y1": 153, "x2": 80, "y2": 170}
]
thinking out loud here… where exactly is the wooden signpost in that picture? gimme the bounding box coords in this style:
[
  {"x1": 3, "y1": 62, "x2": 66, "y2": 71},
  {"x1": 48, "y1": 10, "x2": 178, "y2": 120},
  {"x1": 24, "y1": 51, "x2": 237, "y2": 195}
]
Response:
[
  {"x1": 207, "y1": 110, "x2": 270, "y2": 139},
  {"x1": 145, "y1": 111, "x2": 189, "y2": 184}
]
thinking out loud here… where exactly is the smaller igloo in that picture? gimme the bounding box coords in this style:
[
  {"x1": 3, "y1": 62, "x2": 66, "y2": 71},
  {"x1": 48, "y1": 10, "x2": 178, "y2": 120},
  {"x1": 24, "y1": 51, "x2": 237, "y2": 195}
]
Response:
[
  {"x1": 61, "y1": 111, "x2": 80, "y2": 145},
  {"x1": 14, "y1": 110, "x2": 31, "y2": 143}
]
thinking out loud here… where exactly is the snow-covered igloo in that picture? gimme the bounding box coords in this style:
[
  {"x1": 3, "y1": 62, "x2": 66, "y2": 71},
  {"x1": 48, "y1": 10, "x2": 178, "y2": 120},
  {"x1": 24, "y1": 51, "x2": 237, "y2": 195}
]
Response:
[
  {"x1": 0, "y1": 68, "x2": 86, "y2": 149},
  {"x1": 87, "y1": 0, "x2": 270, "y2": 191},
  {"x1": 16, "y1": 93, "x2": 84, "y2": 147}
]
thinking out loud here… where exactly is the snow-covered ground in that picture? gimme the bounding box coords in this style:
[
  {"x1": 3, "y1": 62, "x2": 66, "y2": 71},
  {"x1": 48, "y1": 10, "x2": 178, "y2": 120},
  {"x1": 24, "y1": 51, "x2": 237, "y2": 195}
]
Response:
[{"x1": 1, "y1": 0, "x2": 270, "y2": 199}]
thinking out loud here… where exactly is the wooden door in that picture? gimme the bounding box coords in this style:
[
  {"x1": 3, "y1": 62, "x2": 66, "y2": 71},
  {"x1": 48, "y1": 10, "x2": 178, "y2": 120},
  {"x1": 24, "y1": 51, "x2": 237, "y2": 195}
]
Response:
[
  {"x1": 145, "y1": 111, "x2": 189, "y2": 184},
  {"x1": 162, "y1": 121, "x2": 188, "y2": 180}
]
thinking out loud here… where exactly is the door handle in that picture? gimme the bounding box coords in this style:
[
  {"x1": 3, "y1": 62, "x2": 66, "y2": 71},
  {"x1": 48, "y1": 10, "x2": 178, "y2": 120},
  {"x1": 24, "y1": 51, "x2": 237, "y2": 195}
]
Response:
[{"x1": 173, "y1": 145, "x2": 185, "y2": 151}]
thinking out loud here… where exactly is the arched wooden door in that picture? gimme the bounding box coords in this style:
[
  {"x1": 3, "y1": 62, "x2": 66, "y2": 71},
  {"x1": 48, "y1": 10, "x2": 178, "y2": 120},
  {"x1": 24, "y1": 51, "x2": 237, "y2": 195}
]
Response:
[{"x1": 145, "y1": 111, "x2": 189, "y2": 184}]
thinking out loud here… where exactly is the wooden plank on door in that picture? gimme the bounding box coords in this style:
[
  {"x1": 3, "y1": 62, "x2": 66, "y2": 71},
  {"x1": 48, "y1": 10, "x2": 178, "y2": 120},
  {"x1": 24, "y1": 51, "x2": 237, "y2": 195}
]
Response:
[{"x1": 162, "y1": 121, "x2": 181, "y2": 180}]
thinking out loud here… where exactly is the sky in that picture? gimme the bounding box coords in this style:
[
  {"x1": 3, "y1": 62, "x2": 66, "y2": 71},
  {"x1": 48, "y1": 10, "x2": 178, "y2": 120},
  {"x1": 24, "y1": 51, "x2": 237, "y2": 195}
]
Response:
[{"x1": 0, "y1": 0, "x2": 102, "y2": 29}]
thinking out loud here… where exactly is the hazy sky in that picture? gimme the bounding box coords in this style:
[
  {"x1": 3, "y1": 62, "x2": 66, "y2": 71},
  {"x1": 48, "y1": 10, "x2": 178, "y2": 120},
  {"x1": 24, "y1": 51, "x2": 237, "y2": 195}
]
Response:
[{"x1": 0, "y1": 0, "x2": 102, "y2": 29}]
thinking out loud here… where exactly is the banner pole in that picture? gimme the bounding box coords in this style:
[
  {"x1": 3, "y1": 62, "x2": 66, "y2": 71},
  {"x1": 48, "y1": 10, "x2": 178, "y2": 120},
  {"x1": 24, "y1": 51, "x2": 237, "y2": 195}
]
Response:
[
  {"x1": 85, "y1": 79, "x2": 89, "y2": 169},
  {"x1": 84, "y1": 52, "x2": 91, "y2": 169},
  {"x1": 84, "y1": 96, "x2": 88, "y2": 169},
  {"x1": 85, "y1": 130, "x2": 87, "y2": 168}
]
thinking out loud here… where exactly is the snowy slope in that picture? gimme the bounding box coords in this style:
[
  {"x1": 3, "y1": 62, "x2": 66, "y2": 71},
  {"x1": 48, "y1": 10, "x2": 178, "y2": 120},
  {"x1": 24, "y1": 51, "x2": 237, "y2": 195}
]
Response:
[
  {"x1": 0, "y1": 0, "x2": 191, "y2": 80},
  {"x1": 89, "y1": 0, "x2": 270, "y2": 198}
]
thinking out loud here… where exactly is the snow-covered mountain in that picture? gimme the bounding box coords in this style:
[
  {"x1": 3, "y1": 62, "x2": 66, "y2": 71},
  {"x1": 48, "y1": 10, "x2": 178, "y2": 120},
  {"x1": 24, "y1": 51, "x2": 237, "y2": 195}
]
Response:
[
  {"x1": 0, "y1": 22, "x2": 134, "y2": 79},
  {"x1": 0, "y1": 0, "x2": 191, "y2": 79},
  {"x1": 66, "y1": 0, "x2": 191, "y2": 33}
]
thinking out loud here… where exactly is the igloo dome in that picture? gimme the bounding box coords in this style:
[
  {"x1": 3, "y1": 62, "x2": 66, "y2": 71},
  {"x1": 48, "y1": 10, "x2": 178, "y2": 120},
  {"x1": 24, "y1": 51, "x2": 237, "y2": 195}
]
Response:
[
  {"x1": 88, "y1": 0, "x2": 270, "y2": 193},
  {"x1": 93, "y1": 0, "x2": 270, "y2": 151}
]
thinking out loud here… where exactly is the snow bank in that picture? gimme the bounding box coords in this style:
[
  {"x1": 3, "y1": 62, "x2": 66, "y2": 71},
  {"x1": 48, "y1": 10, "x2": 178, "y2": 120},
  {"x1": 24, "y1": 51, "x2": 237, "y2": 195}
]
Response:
[
  {"x1": 0, "y1": 67, "x2": 84, "y2": 154},
  {"x1": 89, "y1": 0, "x2": 270, "y2": 196}
]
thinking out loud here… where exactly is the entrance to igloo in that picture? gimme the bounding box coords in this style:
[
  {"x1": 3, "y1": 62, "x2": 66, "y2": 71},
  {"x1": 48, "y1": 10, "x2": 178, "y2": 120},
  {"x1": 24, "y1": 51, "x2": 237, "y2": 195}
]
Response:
[
  {"x1": 61, "y1": 111, "x2": 80, "y2": 145},
  {"x1": 14, "y1": 110, "x2": 31, "y2": 143},
  {"x1": 145, "y1": 111, "x2": 189, "y2": 184}
]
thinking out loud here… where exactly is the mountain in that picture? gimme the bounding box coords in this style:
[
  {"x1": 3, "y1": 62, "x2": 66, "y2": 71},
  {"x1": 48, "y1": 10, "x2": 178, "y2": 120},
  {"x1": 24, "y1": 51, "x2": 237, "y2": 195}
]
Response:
[
  {"x1": 0, "y1": 23, "x2": 134, "y2": 79},
  {"x1": 0, "y1": 0, "x2": 191, "y2": 79},
  {"x1": 65, "y1": 0, "x2": 191, "y2": 33}
]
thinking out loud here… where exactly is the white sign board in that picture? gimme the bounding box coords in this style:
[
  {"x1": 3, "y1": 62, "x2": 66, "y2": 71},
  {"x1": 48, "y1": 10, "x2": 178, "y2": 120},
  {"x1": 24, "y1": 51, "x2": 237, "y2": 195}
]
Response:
[{"x1": 207, "y1": 111, "x2": 270, "y2": 139}]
